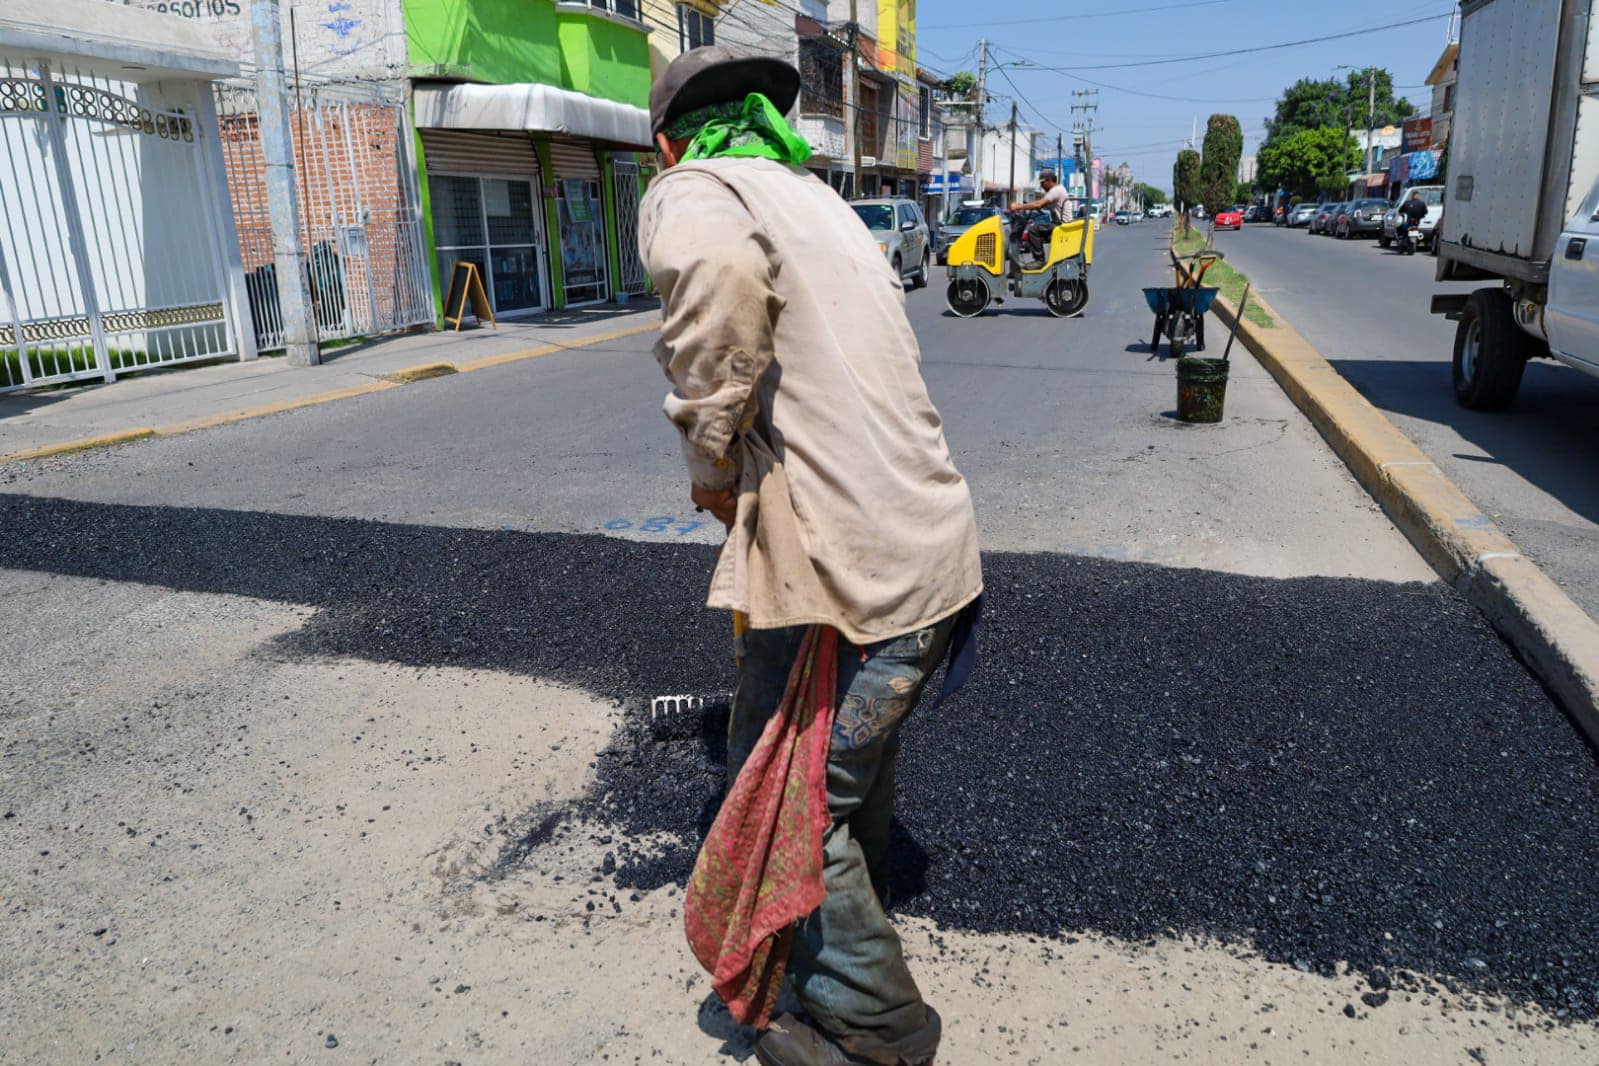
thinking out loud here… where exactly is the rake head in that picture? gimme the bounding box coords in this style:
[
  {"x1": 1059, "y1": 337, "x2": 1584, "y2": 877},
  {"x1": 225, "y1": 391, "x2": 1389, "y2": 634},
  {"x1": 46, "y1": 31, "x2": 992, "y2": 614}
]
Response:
[{"x1": 646, "y1": 692, "x2": 733, "y2": 741}]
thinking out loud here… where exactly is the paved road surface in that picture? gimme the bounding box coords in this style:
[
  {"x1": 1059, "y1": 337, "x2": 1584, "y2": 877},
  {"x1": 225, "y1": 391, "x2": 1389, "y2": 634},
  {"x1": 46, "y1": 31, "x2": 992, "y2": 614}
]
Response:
[
  {"x1": 1213, "y1": 221, "x2": 1599, "y2": 618},
  {"x1": 6, "y1": 222, "x2": 1598, "y2": 1065}
]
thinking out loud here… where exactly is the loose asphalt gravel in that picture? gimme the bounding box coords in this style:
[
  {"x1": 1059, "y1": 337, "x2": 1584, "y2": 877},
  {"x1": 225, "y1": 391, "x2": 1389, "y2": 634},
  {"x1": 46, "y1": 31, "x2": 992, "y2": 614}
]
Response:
[{"x1": 5, "y1": 491, "x2": 1598, "y2": 1022}]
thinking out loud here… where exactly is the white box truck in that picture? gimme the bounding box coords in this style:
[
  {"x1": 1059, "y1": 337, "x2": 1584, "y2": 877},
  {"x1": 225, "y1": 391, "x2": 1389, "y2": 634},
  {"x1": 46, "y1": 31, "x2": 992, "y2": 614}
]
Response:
[{"x1": 1431, "y1": 0, "x2": 1599, "y2": 408}]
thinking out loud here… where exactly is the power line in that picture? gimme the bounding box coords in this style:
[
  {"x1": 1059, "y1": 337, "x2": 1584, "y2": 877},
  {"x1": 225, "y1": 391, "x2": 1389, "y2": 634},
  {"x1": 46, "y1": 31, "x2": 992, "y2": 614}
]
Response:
[
  {"x1": 990, "y1": 48, "x2": 1275, "y2": 104},
  {"x1": 990, "y1": 62, "x2": 1065, "y2": 136},
  {"x1": 1003, "y1": 13, "x2": 1452, "y2": 72},
  {"x1": 923, "y1": 0, "x2": 1234, "y2": 31}
]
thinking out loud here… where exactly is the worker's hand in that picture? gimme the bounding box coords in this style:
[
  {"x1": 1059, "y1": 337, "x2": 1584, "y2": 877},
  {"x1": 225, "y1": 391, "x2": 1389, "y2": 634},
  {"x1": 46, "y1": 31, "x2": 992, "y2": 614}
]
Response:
[{"x1": 691, "y1": 483, "x2": 737, "y2": 529}]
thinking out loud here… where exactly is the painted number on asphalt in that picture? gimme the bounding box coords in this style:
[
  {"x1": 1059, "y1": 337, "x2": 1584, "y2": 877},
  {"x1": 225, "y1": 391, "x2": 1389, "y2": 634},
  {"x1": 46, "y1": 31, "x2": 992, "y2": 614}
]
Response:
[{"x1": 604, "y1": 516, "x2": 706, "y2": 536}]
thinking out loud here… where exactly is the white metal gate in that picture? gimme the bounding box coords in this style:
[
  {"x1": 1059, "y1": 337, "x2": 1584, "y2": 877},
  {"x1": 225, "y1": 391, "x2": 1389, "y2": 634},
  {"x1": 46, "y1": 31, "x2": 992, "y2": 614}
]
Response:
[
  {"x1": 612, "y1": 160, "x2": 648, "y2": 296},
  {"x1": 0, "y1": 58, "x2": 236, "y2": 392},
  {"x1": 213, "y1": 82, "x2": 432, "y2": 351}
]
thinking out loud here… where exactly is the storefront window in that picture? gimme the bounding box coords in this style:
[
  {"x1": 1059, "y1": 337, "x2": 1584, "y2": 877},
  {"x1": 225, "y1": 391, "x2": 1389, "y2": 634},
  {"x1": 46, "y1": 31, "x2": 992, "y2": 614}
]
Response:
[
  {"x1": 556, "y1": 178, "x2": 608, "y2": 305},
  {"x1": 431, "y1": 174, "x2": 546, "y2": 315}
]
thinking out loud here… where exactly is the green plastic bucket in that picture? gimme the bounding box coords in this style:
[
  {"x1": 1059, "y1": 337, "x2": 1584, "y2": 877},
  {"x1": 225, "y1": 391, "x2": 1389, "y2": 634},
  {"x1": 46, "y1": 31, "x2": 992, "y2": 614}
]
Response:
[{"x1": 1176, "y1": 356, "x2": 1229, "y2": 423}]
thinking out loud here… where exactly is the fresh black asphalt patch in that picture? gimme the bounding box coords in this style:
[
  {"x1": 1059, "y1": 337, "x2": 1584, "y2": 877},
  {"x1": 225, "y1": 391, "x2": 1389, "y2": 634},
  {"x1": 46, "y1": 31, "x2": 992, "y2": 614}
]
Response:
[{"x1": 4, "y1": 493, "x2": 1597, "y2": 1020}]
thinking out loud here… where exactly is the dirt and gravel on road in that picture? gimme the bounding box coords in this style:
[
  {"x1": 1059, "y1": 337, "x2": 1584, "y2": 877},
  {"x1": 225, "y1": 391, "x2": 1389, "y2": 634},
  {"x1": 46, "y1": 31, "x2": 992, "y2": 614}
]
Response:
[{"x1": 4, "y1": 492, "x2": 1598, "y2": 1064}]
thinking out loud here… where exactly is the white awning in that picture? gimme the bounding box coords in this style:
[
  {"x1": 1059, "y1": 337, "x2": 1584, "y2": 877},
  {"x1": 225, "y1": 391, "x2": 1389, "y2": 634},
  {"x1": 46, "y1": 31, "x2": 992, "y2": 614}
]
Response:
[{"x1": 414, "y1": 82, "x2": 651, "y2": 149}]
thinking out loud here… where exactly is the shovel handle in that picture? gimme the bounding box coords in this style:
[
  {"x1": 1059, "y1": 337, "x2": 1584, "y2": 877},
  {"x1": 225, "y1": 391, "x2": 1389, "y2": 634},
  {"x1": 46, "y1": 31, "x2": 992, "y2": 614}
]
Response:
[{"x1": 1223, "y1": 283, "x2": 1252, "y2": 363}]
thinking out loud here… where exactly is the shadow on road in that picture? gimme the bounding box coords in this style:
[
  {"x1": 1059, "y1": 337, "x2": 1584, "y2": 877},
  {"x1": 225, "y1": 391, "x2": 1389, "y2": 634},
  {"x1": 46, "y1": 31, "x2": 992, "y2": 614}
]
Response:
[
  {"x1": 1329, "y1": 357, "x2": 1599, "y2": 530},
  {"x1": 3, "y1": 492, "x2": 1598, "y2": 1018}
]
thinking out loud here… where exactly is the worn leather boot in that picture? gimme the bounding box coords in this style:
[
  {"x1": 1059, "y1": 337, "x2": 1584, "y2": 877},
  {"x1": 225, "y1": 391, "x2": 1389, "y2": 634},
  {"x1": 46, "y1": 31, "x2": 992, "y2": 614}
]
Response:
[{"x1": 754, "y1": 1007, "x2": 940, "y2": 1066}]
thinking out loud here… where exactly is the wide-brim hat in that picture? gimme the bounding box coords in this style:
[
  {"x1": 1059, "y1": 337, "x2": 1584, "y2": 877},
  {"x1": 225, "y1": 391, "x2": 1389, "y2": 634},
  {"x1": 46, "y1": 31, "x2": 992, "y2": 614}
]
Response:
[{"x1": 650, "y1": 46, "x2": 801, "y2": 136}]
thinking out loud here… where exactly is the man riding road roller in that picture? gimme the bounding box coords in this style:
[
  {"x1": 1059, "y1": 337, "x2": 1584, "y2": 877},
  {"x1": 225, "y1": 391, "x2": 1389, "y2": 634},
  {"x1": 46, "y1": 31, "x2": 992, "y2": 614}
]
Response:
[{"x1": 1009, "y1": 170, "x2": 1072, "y2": 262}]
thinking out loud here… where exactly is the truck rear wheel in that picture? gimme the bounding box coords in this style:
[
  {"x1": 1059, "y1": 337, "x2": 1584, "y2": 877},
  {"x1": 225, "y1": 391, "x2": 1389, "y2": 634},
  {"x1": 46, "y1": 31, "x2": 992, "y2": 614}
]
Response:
[{"x1": 1453, "y1": 289, "x2": 1531, "y2": 410}]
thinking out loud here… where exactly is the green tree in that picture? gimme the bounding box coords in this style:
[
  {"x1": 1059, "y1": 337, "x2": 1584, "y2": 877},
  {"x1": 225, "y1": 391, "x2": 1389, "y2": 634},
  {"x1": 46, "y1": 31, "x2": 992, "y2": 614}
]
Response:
[
  {"x1": 1174, "y1": 148, "x2": 1201, "y2": 210},
  {"x1": 1233, "y1": 181, "x2": 1254, "y2": 204},
  {"x1": 944, "y1": 72, "x2": 977, "y2": 100},
  {"x1": 1200, "y1": 114, "x2": 1243, "y2": 215},
  {"x1": 1260, "y1": 70, "x2": 1413, "y2": 155},
  {"x1": 1256, "y1": 126, "x2": 1360, "y2": 199},
  {"x1": 1134, "y1": 182, "x2": 1169, "y2": 206}
]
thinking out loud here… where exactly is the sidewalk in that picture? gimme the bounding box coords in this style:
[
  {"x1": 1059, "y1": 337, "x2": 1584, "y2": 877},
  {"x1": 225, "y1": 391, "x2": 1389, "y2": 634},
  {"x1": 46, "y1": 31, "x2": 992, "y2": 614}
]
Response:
[{"x1": 0, "y1": 299, "x2": 661, "y2": 458}]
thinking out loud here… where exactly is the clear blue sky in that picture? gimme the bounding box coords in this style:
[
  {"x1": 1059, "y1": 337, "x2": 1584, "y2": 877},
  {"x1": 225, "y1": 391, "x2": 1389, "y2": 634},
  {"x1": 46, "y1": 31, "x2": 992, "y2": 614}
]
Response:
[{"x1": 913, "y1": 0, "x2": 1459, "y2": 191}]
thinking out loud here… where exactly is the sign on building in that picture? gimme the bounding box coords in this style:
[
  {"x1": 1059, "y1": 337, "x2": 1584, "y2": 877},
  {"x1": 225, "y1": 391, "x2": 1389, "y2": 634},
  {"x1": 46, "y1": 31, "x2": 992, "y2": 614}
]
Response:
[{"x1": 1403, "y1": 117, "x2": 1435, "y2": 151}]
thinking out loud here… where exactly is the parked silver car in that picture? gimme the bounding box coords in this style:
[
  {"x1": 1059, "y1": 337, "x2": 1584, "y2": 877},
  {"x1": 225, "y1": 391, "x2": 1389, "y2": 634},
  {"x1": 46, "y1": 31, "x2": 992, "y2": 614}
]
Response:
[
  {"x1": 1309, "y1": 202, "x2": 1344, "y2": 235},
  {"x1": 1286, "y1": 203, "x2": 1318, "y2": 227},
  {"x1": 850, "y1": 198, "x2": 931, "y2": 288}
]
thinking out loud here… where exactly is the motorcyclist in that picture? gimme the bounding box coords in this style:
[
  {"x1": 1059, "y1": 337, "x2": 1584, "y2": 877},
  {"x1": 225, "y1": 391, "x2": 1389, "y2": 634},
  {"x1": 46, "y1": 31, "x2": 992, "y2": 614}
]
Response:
[
  {"x1": 1398, "y1": 190, "x2": 1428, "y2": 255},
  {"x1": 1009, "y1": 170, "x2": 1070, "y2": 262}
]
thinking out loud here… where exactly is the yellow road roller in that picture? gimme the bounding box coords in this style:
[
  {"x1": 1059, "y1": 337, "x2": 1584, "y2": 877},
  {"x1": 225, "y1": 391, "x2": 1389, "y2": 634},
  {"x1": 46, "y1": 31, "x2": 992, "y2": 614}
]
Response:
[{"x1": 944, "y1": 213, "x2": 1093, "y2": 318}]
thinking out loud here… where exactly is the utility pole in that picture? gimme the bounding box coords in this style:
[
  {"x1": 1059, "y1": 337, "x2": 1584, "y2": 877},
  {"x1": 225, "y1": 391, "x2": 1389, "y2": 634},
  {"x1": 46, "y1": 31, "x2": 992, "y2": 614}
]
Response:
[
  {"x1": 847, "y1": 0, "x2": 862, "y2": 199},
  {"x1": 1072, "y1": 89, "x2": 1099, "y2": 215},
  {"x1": 251, "y1": 0, "x2": 318, "y2": 366},
  {"x1": 1366, "y1": 66, "x2": 1377, "y2": 179},
  {"x1": 1007, "y1": 100, "x2": 1018, "y2": 202},
  {"x1": 973, "y1": 39, "x2": 987, "y2": 205}
]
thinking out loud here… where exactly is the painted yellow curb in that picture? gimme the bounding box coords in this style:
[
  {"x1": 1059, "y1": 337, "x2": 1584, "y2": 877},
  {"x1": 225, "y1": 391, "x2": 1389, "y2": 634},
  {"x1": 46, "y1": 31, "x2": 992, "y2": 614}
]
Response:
[
  {"x1": 455, "y1": 320, "x2": 661, "y2": 373},
  {"x1": 1, "y1": 427, "x2": 156, "y2": 462},
  {"x1": 383, "y1": 361, "x2": 459, "y2": 384},
  {"x1": 1, "y1": 317, "x2": 662, "y2": 463},
  {"x1": 1174, "y1": 242, "x2": 1599, "y2": 742},
  {"x1": 154, "y1": 380, "x2": 401, "y2": 436}
]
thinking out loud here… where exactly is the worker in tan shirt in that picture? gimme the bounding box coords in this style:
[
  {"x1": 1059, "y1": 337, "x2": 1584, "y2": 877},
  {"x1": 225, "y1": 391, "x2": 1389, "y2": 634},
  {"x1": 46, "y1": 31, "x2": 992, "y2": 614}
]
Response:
[{"x1": 642, "y1": 47, "x2": 983, "y2": 1066}]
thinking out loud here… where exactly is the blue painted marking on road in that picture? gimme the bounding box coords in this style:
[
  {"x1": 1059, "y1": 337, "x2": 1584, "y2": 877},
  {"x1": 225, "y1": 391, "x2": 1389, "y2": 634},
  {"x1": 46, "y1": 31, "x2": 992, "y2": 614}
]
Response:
[
  {"x1": 602, "y1": 517, "x2": 708, "y2": 536},
  {"x1": 1454, "y1": 515, "x2": 1495, "y2": 530}
]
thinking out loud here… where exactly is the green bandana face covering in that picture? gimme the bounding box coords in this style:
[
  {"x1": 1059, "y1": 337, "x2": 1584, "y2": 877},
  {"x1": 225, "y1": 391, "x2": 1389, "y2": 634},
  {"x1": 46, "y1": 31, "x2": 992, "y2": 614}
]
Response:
[{"x1": 663, "y1": 92, "x2": 813, "y2": 165}]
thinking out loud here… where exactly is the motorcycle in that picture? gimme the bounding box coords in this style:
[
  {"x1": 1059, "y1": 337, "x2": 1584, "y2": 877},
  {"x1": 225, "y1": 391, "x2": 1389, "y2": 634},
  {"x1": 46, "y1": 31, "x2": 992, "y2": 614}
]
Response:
[{"x1": 1396, "y1": 215, "x2": 1419, "y2": 255}]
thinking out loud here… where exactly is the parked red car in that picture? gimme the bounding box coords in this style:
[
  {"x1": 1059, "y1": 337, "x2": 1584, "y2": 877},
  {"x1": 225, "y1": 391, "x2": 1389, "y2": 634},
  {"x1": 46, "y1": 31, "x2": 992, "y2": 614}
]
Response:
[{"x1": 1214, "y1": 208, "x2": 1244, "y2": 231}]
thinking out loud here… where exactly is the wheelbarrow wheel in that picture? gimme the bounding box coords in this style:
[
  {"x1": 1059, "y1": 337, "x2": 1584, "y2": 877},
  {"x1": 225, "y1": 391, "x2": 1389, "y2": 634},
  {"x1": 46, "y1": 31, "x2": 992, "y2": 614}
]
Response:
[
  {"x1": 1169, "y1": 313, "x2": 1193, "y2": 360},
  {"x1": 1045, "y1": 278, "x2": 1088, "y2": 318},
  {"x1": 947, "y1": 276, "x2": 991, "y2": 318}
]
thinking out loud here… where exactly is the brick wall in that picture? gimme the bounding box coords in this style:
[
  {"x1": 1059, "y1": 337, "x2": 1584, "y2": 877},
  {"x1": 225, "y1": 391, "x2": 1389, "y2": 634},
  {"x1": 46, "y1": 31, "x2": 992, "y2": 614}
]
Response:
[{"x1": 218, "y1": 101, "x2": 421, "y2": 336}]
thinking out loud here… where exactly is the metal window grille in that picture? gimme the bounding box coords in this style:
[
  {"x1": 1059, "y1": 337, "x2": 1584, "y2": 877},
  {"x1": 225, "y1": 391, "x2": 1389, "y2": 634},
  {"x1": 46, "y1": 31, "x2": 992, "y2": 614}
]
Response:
[
  {"x1": 799, "y1": 38, "x2": 844, "y2": 119},
  {"x1": 611, "y1": 161, "x2": 648, "y2": 296},
  {"x1": 212, "y1": 81, "x2": 433, "y2": 352},
  {"x1": 0, "y1": 56, "x2": 237, "y2": 392}
]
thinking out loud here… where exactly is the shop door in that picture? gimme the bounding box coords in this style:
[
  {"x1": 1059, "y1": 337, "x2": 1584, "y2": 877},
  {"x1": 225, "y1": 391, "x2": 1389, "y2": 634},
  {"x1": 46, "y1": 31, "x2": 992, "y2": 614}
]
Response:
[{"x1": 550, "y1": 142, "x2": 609, "y2": 306}]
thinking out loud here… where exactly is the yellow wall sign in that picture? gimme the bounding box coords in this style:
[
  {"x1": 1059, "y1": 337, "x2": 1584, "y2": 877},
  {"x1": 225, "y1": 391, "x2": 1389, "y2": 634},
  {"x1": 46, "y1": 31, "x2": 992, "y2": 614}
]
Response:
[{"x1": 875, "y1": 0, "x2": 915, "y2": 73}]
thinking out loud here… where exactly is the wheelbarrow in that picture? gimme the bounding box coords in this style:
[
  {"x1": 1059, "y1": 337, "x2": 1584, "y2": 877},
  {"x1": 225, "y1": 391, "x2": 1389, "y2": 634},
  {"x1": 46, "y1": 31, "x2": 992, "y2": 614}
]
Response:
[{"x1": 1144, "y1": 250, "x2": 1224, "y2": 359}]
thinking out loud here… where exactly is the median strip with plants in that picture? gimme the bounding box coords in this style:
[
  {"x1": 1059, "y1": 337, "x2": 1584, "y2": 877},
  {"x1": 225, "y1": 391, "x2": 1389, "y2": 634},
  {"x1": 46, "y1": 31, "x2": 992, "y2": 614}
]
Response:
[{"x1": 1172, "y1": 228, "x2": 1274, "y2": 329}]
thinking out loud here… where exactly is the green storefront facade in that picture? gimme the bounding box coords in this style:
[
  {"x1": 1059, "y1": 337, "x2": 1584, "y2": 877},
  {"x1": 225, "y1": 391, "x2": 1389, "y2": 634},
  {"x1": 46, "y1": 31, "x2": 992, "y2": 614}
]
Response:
[{"x1": 406, "y1": 0, "x2": 654, "y2": 316}]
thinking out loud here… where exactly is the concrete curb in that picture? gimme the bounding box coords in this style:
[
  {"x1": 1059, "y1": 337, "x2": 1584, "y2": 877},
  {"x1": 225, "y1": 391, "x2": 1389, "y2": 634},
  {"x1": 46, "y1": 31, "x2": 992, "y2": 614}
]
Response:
[
  {"x1": 1172, "y1": 240, "x2": 1599, "y2": 743},
  {"x1": 2, "y1": 427, "x2": 156, "y2": 462},
  {"x1": 0, "y1": 321, "x2": 662, "y2": 464}
]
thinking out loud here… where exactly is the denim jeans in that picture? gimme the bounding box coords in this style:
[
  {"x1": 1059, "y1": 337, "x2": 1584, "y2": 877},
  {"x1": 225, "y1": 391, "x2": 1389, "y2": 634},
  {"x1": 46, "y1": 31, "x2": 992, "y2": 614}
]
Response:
[{"x1": 729, "y1": 616, "x2": 955, "y2": 1060}]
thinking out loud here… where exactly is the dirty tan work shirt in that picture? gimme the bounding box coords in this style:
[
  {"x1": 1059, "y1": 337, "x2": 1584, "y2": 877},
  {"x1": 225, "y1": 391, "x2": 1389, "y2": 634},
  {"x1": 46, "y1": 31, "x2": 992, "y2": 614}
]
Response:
[{"x1": 639, "y1": 157, "x2": 983, "y2": 644}]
